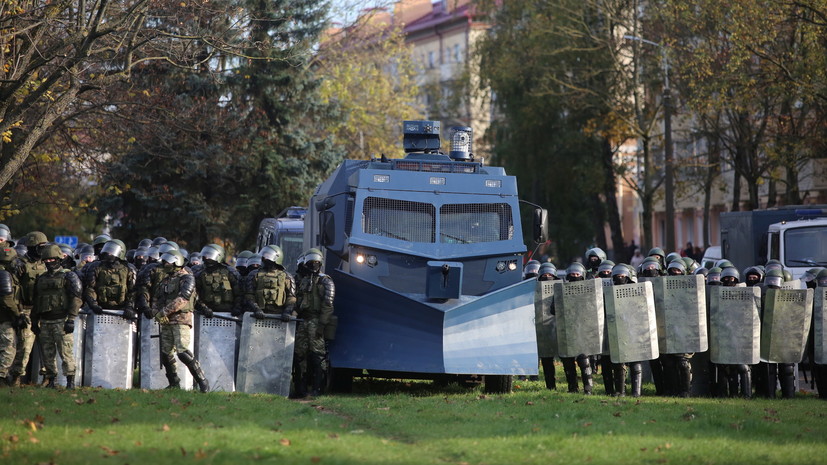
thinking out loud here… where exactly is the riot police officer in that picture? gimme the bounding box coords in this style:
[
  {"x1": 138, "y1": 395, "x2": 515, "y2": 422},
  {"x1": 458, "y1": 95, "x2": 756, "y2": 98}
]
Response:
[
  {"x1": 244, "y1": 246, "x2": 295, "y2": 321},
  {"x1": 661, "y1": 260, "x2": 694, "y2": 397},
  {"x1": 30, "y1": 244, "x2": 82, "y2": 389},
  {"x1": 91, "y1": 234, "x2": 111, "y2": 256},
  {"x1": 559, "y1": 262, "x2": 594, "y2": 394},
  {"x1": 756, "y1": 268, "x2": 797, "y2": 399},
  {"x1": 294, "y1": 248, "x2": 335, "y2": 397},
  {"x1": 523, "y1": 260, "x2": 541, "y2": 280},
  {"x1": 639, "y1": 256, "x2": 663, "y2": 278},
  {"x1": 537, "y1": 262, "x2": 558, "y2": 390},
  {"x1": 585, "y1": 248, "x2": 606, "y2": 279},
  {"x1": 720, "y1": 268, "x2": 751, "y2": 397},
  {"x1": 0, "y1": 246, "x2": 23, "y2": 385},
  {"x1": 596, "y1": 260, "x2": 615, "y2": 279},
  {"x1": 10, "y1": 231, "x2": 49, "y2": 385},
  {"x1": 0, "y1": 224, "x2": 13, "y2": 248},
  {"x1": 150, "y1": 249, "x2": 209, "y2": 392},
  {"x1": 235, "y1": 250, "x2": 254, "y2": 277},
  {"x1": 194, "y1": 244, "x2": 242, "y2": 318},
  {"x1": 84, "y1": 240, "x2": 137, "y2": 320},
  {"x1": 648, "y1": 247, "x2": 667, "y2": 270}
]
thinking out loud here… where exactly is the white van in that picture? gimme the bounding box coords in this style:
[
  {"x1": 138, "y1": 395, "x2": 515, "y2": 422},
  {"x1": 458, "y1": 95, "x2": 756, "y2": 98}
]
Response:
[{"x1": 701, "y1": 245, "x2": 721, "y2": 270}]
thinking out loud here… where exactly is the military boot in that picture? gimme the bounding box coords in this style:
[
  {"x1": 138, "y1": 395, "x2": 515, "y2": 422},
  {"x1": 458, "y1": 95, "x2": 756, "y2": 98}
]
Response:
[
  {"x1": 310, "y1": 365, "x2": 325, "y2": 397},
  {"x1": 737, "y1": 365, "x2": 752, "y2": 399},
  {"x1": 65, "y1": 375, "x2": 75, "y2": 390},
  {"x1": 161, "y1": 354, "x2": 180, "y2": 389},
  {"x1": 613, "y1": 364, "x2": 627, "y2": 397},
  {"x1": 677, "y1": 358, "x2": 692, "y2": 398},
  {"x1": 178, "y1": 350, "x2": 209, "y2": 393},
  {"x1": 601, "y1": 359, "x2": 616, "y2": 396},
  {"x1": 630, "y1": 362, "x2": 643, "y2": 398},
  {"x1": 44, "y1": 377, "x2": 56, "y2": 389},
  {"x1": 9, "y1": 375, "x2": 20, "y2": 387},
  {"x1": 562, "y1": 358, "x2": 579, "y2": 393},
  {"x1": 779, "y1": 363, "x2": 796, "y2": 399},
  {"x1": 540, "y1": 357, "x2": 556, "y2": 390},
  {"x1": 577, "y1": 355, "x2": 593, "y2": 395}
]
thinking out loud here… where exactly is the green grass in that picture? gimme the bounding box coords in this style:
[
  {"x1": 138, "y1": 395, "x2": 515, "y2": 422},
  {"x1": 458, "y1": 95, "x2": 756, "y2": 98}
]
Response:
[{"x1": 2, "y1": 377, "x2": 826, "y2": 465}]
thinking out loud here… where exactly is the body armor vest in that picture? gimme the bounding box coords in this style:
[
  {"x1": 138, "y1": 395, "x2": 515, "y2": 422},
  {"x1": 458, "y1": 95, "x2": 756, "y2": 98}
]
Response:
[
  {"x1": 95, "y1": 263, "x2": 130, "y2": 307},
  {"x1": 35, "y1": 270, "x2": 68, "y2": 318},
  {"x1": 254, "y1": 269, "x2": 288, "y2": 310},
  {"x1": 201, "y1": 267, "x2": 234, "y2": 307},
  {"x1": 156, "y1": 271, "x2": 194, "y2": 314},
  {"x1": 21, "y1": 257, "x2": 47, "y2": 307},
  {"x1": 0, "y1": 268, "x2": 21, "y2": 321},
  {"x1": 298, "y1": 274, "x2": 332, "y2": 319}
]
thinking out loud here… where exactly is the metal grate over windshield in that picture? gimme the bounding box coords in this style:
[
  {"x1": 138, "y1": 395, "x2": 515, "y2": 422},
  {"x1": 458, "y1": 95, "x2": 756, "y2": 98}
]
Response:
[
  {"x1": 439, "y1": 203, "x2": 513, "y2": 243},
  {"x1": 363, "y1": 197, "x2": 436, "y2": 243}
]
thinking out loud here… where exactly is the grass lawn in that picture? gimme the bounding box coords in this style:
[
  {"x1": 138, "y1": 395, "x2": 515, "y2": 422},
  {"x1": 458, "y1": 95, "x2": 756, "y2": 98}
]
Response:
[{"x1": 1, "y1": 376, "x2": 826, "y2": 465}]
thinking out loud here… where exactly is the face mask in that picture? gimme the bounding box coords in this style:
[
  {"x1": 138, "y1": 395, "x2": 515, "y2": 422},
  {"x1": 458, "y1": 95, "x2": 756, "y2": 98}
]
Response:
[{"x1": 44, "y1": 258, "x2": 61, "y2": 271}]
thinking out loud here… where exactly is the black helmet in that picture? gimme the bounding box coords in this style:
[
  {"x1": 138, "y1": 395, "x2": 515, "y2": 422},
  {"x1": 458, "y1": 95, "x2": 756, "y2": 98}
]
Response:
[
  {"x1": 694, "y1": 267, "x2": 709, "y2": 277},
  {"x1": 744, "y1": 266, "x2": 764, "y2": 287},
  {"x1": 565, "y1": 262, "x2": 586, "y2": 281},
  {"x1": 666, "y1": 260, "x2": 686, "y2": 276},
  {"x1": 523, "y1": 260, "x2": 541, "y2": 279},
  {"x1": 611, "y1": 263, "x2": 631, "y2": 285},
  {"x1": 597, "y1": 259, "x2": 615, "y2": 278},
  {"x1": 77, "y1": 244, "x2": 95, "y2": 263},
  {"x1": 538, "y1": 262, "x2": 557, "y2": 280},
  {"x1": 721, "y1": 267, "x2": 740, "y2": 286}
]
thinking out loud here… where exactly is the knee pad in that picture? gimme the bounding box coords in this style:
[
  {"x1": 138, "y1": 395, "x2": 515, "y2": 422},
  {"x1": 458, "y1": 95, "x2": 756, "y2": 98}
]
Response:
[{"x1": 177, "y1": 350, "x2": 194, "y2": 364}]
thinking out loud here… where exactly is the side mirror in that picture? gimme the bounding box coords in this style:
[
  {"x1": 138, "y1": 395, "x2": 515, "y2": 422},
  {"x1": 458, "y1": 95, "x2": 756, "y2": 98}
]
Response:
[
  {"x1": 533, "y1": 208, "x2": 548, "y2": 244},
  {"x1": 320, "y1": 211, "x2": 336, "y2": 247}
]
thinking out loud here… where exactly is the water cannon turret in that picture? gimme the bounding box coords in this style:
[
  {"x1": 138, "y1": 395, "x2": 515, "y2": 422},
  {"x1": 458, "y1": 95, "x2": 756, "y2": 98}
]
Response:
[
  {"x1": 403, "y1": 120, "x2": 441, "y2": 153},
  {"x1": 448, "y1": 126, "x2": 472, "y2": 161}
]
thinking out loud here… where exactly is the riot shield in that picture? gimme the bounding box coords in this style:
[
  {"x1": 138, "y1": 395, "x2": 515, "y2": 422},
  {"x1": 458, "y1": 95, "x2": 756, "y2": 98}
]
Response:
[
  {"x1": 30, "y1": 314, "x2": 86, "y2": 387},
  {"x1": 83, "y1": 310, "x2": 135, "y2": 389},
  {"x1": 708, "y1": 286, "x2": 761, "y2": 365},
  {"x1": 760, "y1": 288, "x2": 813, "y2": 363},
  {"x1": 139, "y1": 318, "x2": 194, "y2": 389},
  {"x1": 815, "y1": 287, "x2": 827, "y2": 364},
  {"x1": 235, "y1": 313, "x2": 296, "y2": 396},
  {"x1": 651, "y1": 275, "x2": 708, "y2": 354},
  {"x1": 603, "y1": 281, "x2": 658, "y2": 363},
  {"x1": 195, "y1": 312, "x2": 241, "y2": 392},
  {"x1": 553, "y1": 279, "x2": 604, "y2": 358},
  {"x1": 534, "y1": 280, "x2": 557, "y2": 358}
]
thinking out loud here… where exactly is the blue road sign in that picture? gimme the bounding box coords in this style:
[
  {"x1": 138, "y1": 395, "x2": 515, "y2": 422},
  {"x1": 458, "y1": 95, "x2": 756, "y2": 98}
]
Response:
[{"x1": 54, "y1": 236, "x2": 78, "y2": 248}]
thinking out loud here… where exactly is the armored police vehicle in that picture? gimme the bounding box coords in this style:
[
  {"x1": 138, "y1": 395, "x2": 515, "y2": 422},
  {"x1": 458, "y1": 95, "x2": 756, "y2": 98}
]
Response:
[
  {"x1": 256, "y1": 206, "x2": 306, "y2": 274},
  {"x1": 305, "y1": 121, "x2": 547, "y2": 393}
]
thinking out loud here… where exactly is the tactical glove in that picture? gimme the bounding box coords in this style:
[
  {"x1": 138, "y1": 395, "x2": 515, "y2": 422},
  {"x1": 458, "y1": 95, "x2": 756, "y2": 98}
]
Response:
[
  {"x1": 16, "y1": 314, "x2": 28, "y2": 330},
  {"x1": 230, "y1": 306, "x2": 243, "y2": 317},
  {"x1": 90, "y1": 303, "x2": 104, "y2": 315},
  {"x1": 122, "y1": 308, "x2": 137, "y2": 321},
  {"x1": 154, "y1": 312, "x2": 170, "y2": 325},
  {"x1": 253, "y1": 309, "x2": 266, "y2": 320},
  {"x1": 64, "y1": 318, "x2": 75, "y2": 334},
  {"x1": 280, "y1": 311, "x2": 291, "y2": 322},
  {"x1": 197, "y1": 302, "x2": 214, "y2": 319},
  {"x1": 31, "y1": 321, "x2": 40, "y2": 336}
]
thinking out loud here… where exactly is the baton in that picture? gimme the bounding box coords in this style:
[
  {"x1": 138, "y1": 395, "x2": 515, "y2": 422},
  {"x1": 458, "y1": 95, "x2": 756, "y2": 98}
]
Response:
[
  {"x1": 260, "y1": 314, "x2": 303, "y2": 323},
  {"x1": 210, "y1": 313, "x2": 242, "y2": 323}
]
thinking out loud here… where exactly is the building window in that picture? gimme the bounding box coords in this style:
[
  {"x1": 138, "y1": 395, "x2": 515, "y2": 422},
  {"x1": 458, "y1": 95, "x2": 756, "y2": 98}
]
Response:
[
  {"x1": 454, "y1": 44, "x2": 461, "y2": 63},
  {"x1": 428, "y1": 51, "x2": 435, "y2": 69}
]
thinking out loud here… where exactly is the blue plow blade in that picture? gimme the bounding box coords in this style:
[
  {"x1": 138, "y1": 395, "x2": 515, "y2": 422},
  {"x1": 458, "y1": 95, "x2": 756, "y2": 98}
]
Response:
[{"x1": 328, "y1": 270, "x2": 539, "y2": 375}]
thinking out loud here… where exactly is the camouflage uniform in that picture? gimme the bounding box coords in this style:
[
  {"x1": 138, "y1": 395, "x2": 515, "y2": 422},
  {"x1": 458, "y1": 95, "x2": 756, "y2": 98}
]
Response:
[
  {"x1": 31, "y1": 261, "x2": 82, "y2": 387},
  {"x1": 11, "y1": 251, "x2": 47, "y2": 382},
  {"x1": 0, "y1": 247, "x2": 23, "y2": 382},
  {"x1": 294, "y1": 270, "x2": 334, "y2": 396},
  {"x1": 244, "y1": 267, "x2": 296, "y2": 318},
  {"x1": 150, "y1": 253, "x2": 209, "y2": 393},
  {"x1": 83, "y1": 260, "x2": 137, "y2": 316},
  {"x1": 194, "y1": 262, "x2": 242, "y2": 316}
]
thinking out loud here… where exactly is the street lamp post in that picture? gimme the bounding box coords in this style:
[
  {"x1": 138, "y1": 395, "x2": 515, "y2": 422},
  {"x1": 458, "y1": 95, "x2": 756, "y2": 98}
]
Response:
[{"x1": 624, "y1": 35, "x2": 676, "y2": 253}]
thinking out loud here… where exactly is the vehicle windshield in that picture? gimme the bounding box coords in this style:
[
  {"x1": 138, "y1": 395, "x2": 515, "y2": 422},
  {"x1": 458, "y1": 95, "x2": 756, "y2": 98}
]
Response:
[
  {"x1": 280, "y1": 232, "x2": 304, "y2": 274},
  {"x1": 784, "y1": 226, "x2": 827, "y2": 267},
  {"x1": 362, "y1": 197, "x2": 513, "y2": 244}
]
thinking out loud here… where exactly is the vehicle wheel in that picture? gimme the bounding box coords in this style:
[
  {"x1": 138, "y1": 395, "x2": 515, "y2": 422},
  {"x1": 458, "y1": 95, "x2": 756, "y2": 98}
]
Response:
[{"x1": 483, "y1": 375, "x2": 513, "y2": 394}]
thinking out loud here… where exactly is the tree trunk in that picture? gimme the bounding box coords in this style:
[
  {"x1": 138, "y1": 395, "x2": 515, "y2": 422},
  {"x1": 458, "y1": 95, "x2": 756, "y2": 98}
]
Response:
[{"x1": 601, "y1": 137, "x2": 626, "y2": 262}]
